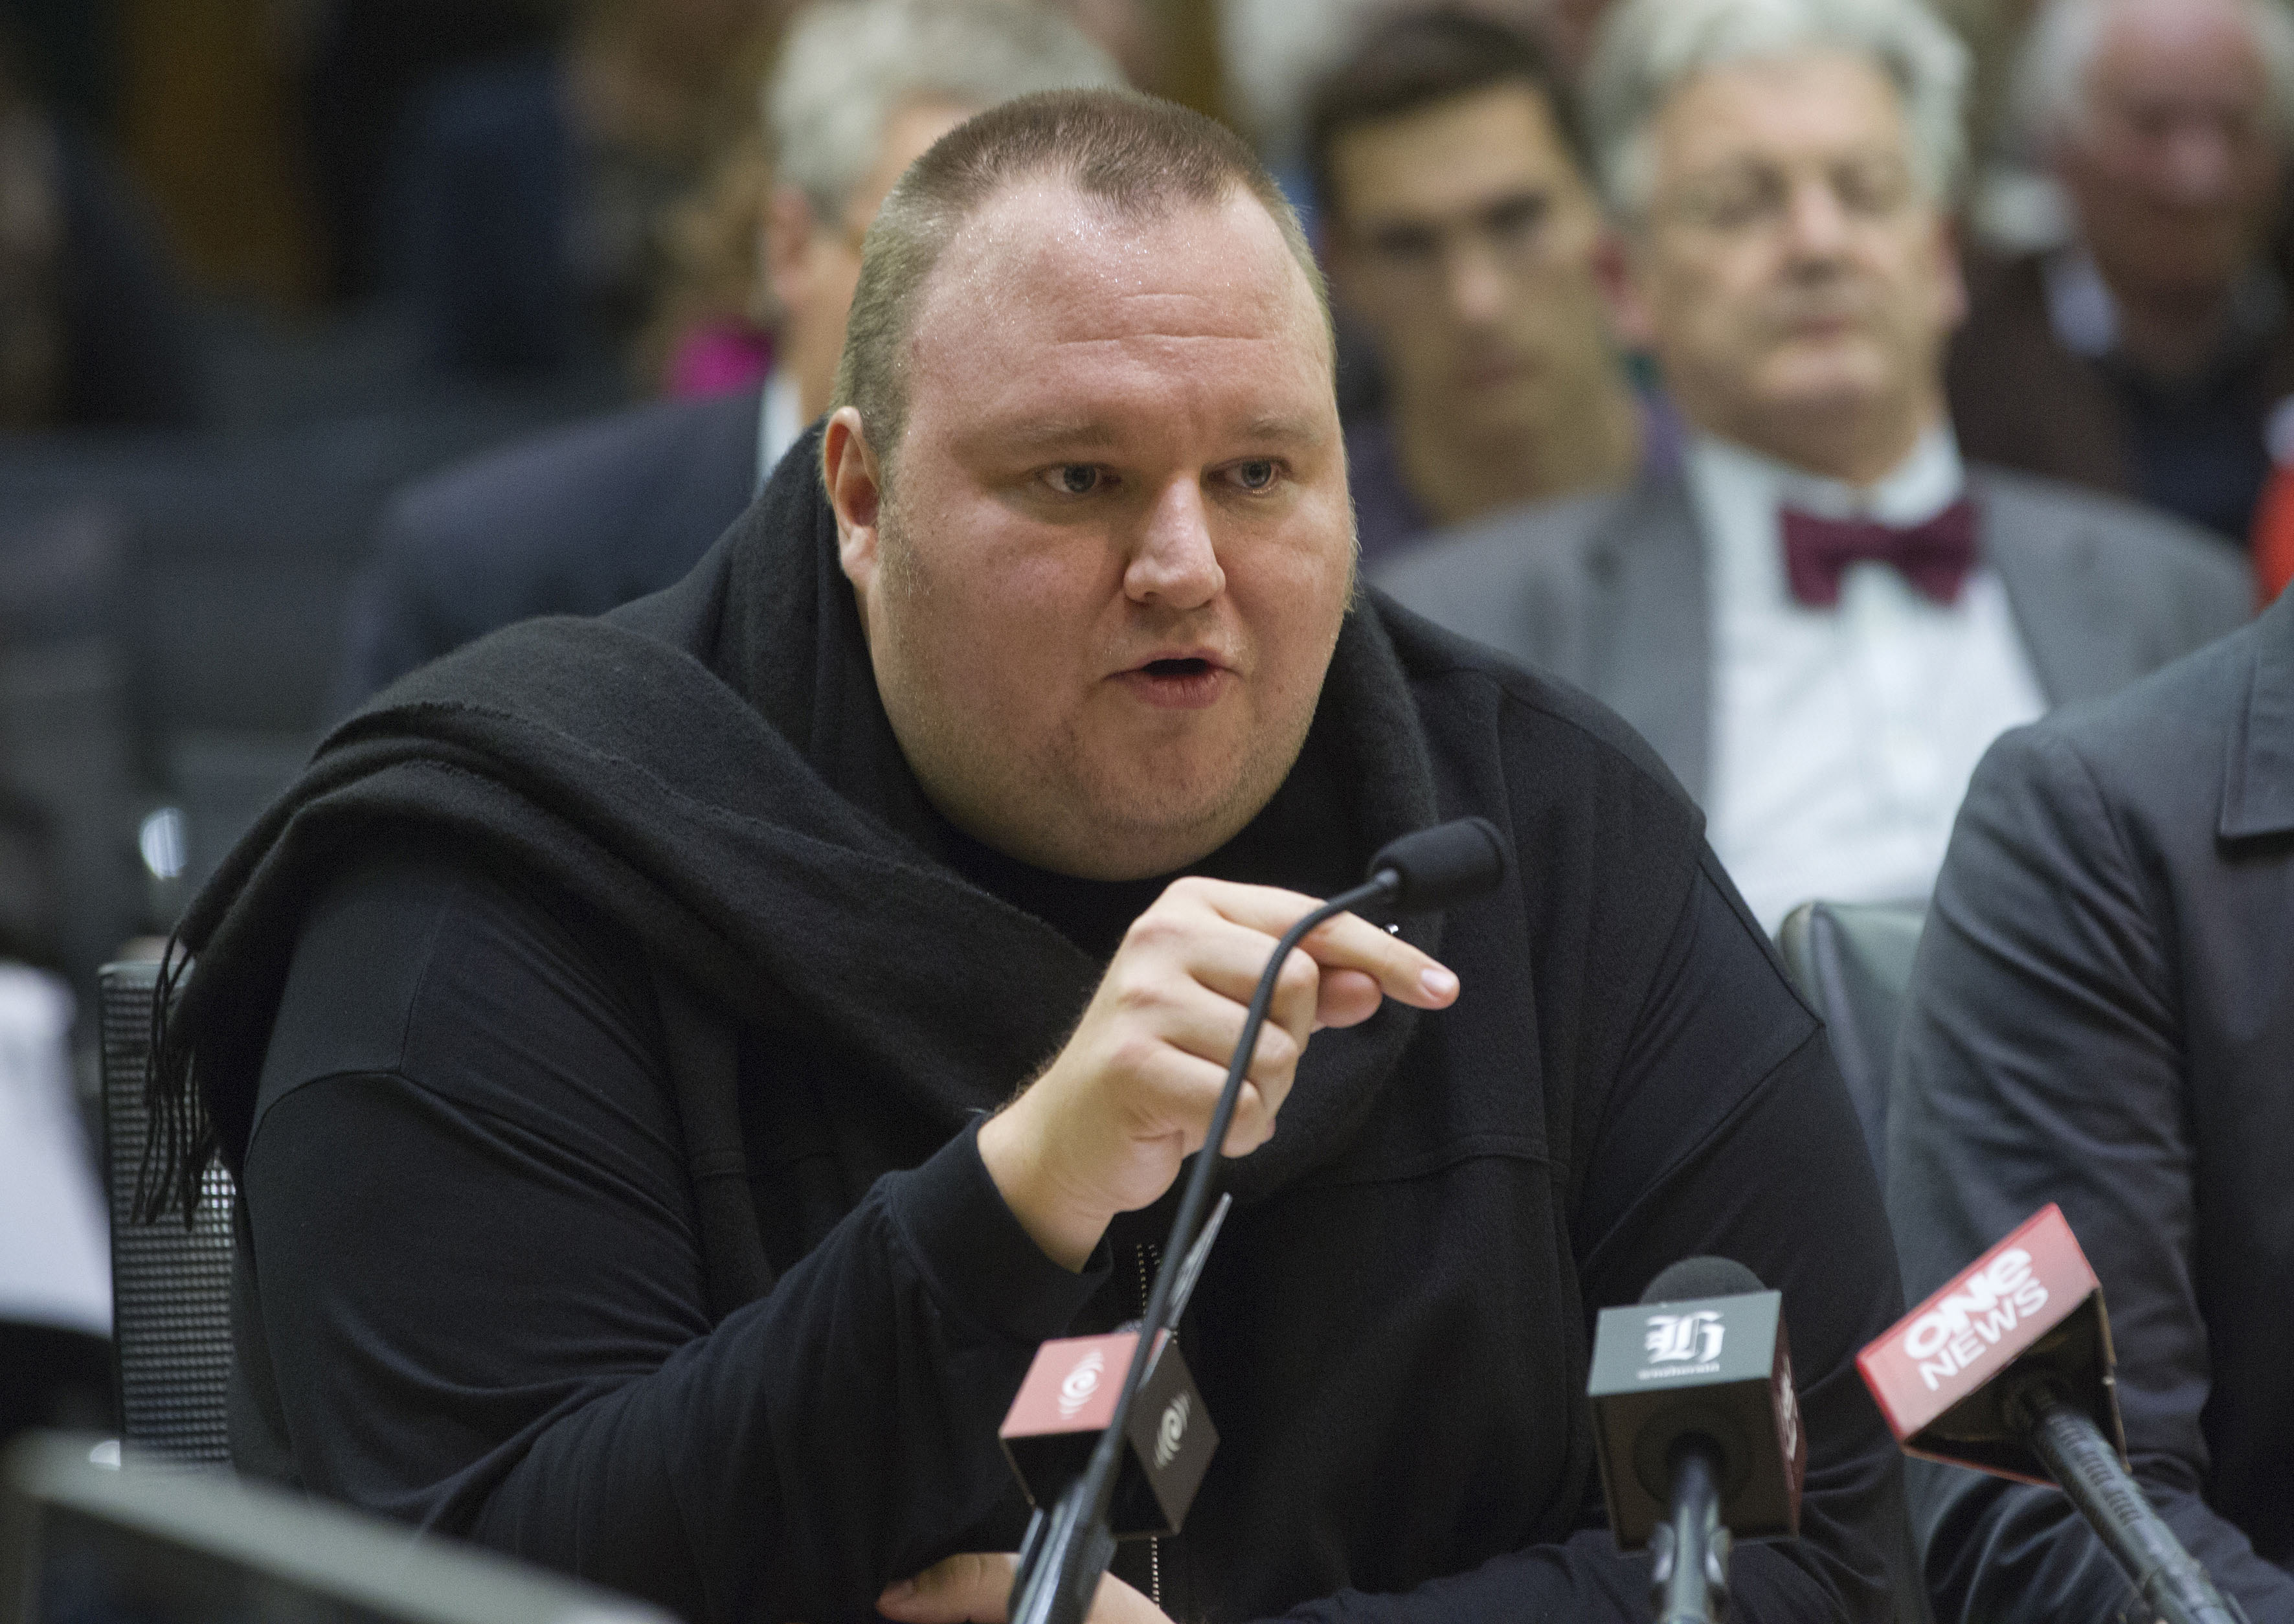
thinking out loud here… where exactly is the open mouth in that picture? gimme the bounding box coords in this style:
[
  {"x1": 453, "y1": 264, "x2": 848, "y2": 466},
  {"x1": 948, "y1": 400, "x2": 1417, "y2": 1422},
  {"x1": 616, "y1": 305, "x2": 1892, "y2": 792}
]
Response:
[{"x1": 1144, "y1": 657, "x2": 1215, "y2": 679}]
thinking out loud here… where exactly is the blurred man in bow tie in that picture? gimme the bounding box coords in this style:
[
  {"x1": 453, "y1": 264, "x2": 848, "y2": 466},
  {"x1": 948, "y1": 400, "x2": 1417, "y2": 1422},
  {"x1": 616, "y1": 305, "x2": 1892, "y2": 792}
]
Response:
[{"x1": 1379, "y1": 0, "x2": 2252, "y2": 931}]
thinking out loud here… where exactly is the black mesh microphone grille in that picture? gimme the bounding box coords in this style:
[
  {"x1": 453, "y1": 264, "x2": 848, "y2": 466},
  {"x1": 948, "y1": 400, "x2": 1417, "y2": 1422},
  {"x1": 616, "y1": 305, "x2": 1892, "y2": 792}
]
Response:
[
  {"x1": 1641, "y1": 1256, "x2": 1765, "y2": 1306},
  {"x1": 1366, "y1": 817, "x2": 1509, "y2": 912}
]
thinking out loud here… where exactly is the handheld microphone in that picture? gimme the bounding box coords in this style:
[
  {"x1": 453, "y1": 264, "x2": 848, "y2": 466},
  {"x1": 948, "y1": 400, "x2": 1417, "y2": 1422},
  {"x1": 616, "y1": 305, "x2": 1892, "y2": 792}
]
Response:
[
  {"x1": 1004, "y1": 818, "x2": 1510, "y2": 1624},
  {"x1": 1587, "y1": 1257, "x2": 1806, "y2": 1624},
  {"x1": 1857, "y1": 1205, "x2": 2247, "y2": 1624}
]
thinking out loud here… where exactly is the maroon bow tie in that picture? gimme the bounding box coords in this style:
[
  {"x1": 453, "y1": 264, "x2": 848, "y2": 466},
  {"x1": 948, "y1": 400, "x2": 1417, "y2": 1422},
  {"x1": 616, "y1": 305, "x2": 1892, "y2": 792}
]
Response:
[{"x1": 1780, "y1": 497, "x2": 1979, "y2": 609}]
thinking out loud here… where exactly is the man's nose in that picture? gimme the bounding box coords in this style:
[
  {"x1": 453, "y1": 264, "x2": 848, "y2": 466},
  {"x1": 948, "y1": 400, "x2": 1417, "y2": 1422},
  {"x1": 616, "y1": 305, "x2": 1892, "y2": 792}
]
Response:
[
  {"x1": 1124, "y1": 479, "x2": 1225, "y2": 609},
  {"x1": 1443, "y1": 239, "x2": 1510, "y2": 327},
  {"x1": 1779, "y1": 176, "x2": 1852, "y2": 263}
]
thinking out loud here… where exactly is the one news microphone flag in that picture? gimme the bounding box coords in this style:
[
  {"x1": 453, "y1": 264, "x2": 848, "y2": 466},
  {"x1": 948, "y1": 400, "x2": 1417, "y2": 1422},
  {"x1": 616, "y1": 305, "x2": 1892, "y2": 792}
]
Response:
[
  {"x1": 1004, "y1": 819, "x2": 1511, "y2": 1624},
  {"x1": 1588, "y1": 1258, "x2": 1805, "y2": 1624},
  {"x1": 1858, "y1": 1204, "x2": 2247, "y2": 1624}
]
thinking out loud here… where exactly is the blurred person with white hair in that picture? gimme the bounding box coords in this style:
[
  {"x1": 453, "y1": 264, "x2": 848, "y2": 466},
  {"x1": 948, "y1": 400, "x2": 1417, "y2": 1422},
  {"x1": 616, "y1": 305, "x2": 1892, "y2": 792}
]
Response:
[
  {"x1": 1950, "y1": 0, "x2": 2294, "y2": 543},
  {"x1": 336, "y1": 0, "x2": 1124, "y2": 708},
  {"x1": 1380, "y1": 0, "x2": 2251, "y2": 933}
]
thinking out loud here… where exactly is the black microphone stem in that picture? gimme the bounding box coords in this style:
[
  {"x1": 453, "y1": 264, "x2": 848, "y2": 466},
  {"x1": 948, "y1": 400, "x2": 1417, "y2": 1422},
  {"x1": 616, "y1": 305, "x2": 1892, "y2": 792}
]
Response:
[
  {"x1": 1007, "y1": 870, "x2": 1402, "y2": 1624},
  {"x1": 1650, "y1": 1443, "x2": 1731, "y2": 1624},
  {"x1": 2017, "y1": 1387, "x2": 2249, "y2": 1624}
]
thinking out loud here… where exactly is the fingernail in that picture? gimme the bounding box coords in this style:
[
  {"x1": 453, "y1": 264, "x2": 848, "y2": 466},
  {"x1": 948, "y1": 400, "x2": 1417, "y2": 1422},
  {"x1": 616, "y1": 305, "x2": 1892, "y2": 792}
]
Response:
[
  {"x1": 1421, "y1": 966, "x2": 1457, "y2": 999},
  {"x1": 881, "y1": 1580, "x2": 916, "y2": 1603}
]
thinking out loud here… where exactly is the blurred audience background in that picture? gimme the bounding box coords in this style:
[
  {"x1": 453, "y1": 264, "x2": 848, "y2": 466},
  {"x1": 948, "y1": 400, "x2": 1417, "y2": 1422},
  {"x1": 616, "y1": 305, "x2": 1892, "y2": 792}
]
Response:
[{"x1": 7, "y1": 1, "x2": 2293, "y2": 1556}]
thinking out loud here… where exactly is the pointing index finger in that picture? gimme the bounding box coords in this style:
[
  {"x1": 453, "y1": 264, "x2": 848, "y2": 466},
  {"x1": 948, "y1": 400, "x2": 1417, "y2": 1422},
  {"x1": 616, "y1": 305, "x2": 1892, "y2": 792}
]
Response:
[{"x1": 1195, "y1": 881, "x2": 1458, "y2": 1009}]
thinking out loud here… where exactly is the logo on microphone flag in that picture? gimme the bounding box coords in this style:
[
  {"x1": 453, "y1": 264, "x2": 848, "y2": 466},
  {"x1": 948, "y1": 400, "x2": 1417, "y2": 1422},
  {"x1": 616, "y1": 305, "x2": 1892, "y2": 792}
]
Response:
[
  {"x1": 1645, "y1": 1309, "x2": 1726, "y2": 1368},
  {"x1": 1154, "y1": 1394, "x2": 1189, "y2": 1469},
  {"x1": 1856, "y1": 1202, "x2": 2126, "y2": 1485},
  {"x1": 1057, "y1": 1348, "x2": 1106, "y2": 1419}
]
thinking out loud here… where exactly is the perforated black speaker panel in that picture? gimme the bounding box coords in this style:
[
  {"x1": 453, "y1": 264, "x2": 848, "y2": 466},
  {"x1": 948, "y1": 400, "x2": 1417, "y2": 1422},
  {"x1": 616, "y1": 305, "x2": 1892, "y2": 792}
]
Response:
[{"x1": 100, "y1": 958, "x2": 236, "y2": 1466}]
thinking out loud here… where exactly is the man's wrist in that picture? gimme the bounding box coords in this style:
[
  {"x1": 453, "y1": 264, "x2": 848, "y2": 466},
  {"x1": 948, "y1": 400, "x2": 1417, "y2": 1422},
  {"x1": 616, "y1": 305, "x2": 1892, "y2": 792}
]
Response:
[{"x1": 977, "y1": 1098, "x2": 1111, "y2": 1272}]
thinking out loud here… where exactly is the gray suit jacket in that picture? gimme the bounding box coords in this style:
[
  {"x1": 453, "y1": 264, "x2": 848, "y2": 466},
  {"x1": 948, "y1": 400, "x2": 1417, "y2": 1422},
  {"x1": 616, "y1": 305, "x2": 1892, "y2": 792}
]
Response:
[{"x1": 1375, "y1": 465, "x2": 2255, "y2": 802}]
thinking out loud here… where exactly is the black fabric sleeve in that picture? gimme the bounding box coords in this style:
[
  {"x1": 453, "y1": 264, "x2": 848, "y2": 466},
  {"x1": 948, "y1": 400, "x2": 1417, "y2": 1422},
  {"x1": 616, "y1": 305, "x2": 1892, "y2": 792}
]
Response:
[
  {"x1": 240, "y1": 839, "x2": 1105, "y2": 1624},
  {"x1": 1268, "y1": 863, "x2": 1910, "y2": 1624},
  {"x1": 1886, "y1": 726, "x2": 2294, "y2": 1624}
]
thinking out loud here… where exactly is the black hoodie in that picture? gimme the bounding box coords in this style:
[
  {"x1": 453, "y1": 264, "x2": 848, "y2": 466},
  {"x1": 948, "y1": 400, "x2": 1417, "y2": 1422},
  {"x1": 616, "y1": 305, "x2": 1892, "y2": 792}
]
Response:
[{"x1": 159, "y1": 429, "x2": 1911, "y2": 1624}]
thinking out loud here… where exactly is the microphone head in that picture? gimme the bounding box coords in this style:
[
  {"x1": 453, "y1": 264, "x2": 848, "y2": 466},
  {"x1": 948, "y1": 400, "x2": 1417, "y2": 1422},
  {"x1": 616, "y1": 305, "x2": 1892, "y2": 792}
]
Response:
[
  {"x1": 1642, "y1": 1256, "x2": 1765, "y2": 1307},
  {"x1": 1366, "y1": 817, "x2": 1509, "y2": 914},
  {"x1": 1588, "y1": 1259, "x2": 1805, "y2": 1549},
  {"x1": 1856, "y1": 1203, "x2": 2127, "y2": 1485}
]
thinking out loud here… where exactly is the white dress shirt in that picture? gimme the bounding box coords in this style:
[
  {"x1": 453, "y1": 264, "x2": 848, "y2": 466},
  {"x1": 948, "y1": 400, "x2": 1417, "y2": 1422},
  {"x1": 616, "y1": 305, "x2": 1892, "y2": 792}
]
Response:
[
  {"x1": 756, "y1": 368, "x2": 805, "y2": 496},
  {"x1": 1691, "y1": 427, "x2": 2049, "y2": 931}
]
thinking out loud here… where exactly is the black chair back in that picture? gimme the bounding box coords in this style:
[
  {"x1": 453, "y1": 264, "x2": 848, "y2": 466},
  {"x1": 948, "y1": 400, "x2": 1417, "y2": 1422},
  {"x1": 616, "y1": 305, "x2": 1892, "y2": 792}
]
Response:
[
  {"x1": 98, "y1": 960, "x2": 234, "y2": 1467},
  {"x1": 1775, "y1": 899, "x2": 1926, "y2": 1172}
]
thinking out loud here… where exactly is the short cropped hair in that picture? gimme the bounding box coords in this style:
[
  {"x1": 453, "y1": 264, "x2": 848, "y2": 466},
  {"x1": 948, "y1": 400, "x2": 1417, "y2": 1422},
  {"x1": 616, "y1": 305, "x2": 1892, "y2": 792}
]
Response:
[
  {"x1": 769, "y1": 0, "x2": 1125, "y2": 229},
  {"x1": 831, "y1": 88, "x2": 1331, "y2": 477},
  {"x1": 1305, "y1": 10, "x2": 1589, "y2": 225},
  {"x1": 1584, "y1": 0, "x2": 1970, "y2": 218},
  {"x1": 2008, "y1": 0, "x2": 2294, "y2": 157}
]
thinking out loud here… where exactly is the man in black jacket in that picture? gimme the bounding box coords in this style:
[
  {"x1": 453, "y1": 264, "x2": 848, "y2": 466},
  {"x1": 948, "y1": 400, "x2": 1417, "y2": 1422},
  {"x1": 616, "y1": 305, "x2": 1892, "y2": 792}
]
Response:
[
  {"x1": 161, "y1": 90, "x2": 1911, "y2": 1624},
  {"x1": 1887, "y1": 582, "x2": 2294, "y2": 1624}
]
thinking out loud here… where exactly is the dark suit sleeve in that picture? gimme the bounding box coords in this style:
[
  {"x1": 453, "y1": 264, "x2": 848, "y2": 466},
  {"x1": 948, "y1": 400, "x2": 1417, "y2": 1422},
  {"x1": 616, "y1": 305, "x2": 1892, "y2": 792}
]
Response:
[
  {"x1": 1885, "y1": 725, "x2": 2294, "y2": 1624},
  {"x1": 332, "y1": 517, "x2": 449, "y2": 713},
  {"x1": 241, "y1": 840, "x2": 1103, "y2": 1624},
  {"x1": 1270, "y1": 864, "x2": 1911, "y2": 1624}
]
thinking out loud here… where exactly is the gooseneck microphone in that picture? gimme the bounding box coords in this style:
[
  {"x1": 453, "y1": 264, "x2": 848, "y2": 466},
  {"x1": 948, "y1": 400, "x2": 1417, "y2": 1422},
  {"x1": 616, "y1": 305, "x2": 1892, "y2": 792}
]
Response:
[
  {"x1": 1004, "y1": 818, "x2": 1510, "y2": 1624},
  {"x1": 2015, "y1": 1387, "x2": 2247, "y2": 1624},
  {"x1": 1587, "y1": 1257, "x2": 1806, "y2": 1624},
  {"x1": 1858, "y1": 1206, "x2": 2249, "y2": 1624}
]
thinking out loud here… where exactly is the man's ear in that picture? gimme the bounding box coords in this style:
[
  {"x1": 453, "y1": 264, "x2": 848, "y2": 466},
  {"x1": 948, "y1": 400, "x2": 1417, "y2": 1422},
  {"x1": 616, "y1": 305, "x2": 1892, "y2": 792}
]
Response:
[
  {"x1": 765, "y1": 183, "x2": 820, "y2": 319},
  {"x1": 823, "y1": 406, "x2": 886, "y2": 596},
  {"x1": 1594, "y1": 225, "x2": 1658, "y2": 351}
]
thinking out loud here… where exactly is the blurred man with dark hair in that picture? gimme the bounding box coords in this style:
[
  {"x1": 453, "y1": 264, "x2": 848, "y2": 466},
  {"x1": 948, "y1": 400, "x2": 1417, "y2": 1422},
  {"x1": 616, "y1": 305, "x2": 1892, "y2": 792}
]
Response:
[
  {"x1": 1951, "y1": 0, "x2": 2294, "y2": 543},
  {"x1": 1308, "y1": 9, "x2": 1658, "y2": 566}
]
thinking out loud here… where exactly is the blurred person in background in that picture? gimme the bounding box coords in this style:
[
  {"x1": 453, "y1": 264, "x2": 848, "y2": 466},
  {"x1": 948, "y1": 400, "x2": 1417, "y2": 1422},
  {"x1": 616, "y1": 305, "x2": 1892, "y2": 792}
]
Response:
[
  {"x1": 639, "y1": 0, "x2": 1154, "y2": 401},
  {"x1": 1950, "y1": 0, "x2": 2294, "y2": 543},
  {"x1": 643, "y1": 127, "x2": 777, "y2": 398},
  {"x1": 334, "y1": 0, "x2": 1124, "y2": 707},
  {"x1": 300, "y1": 0, "x2": 564, "y2": 303},
  {"x1": 1309, "y1": 8, "x2": 1665, "y2": 568},
  {"x1": 1380, "y1": 0, "x2": 2249, "y2": 932},
  {"x1": 385, "y1": 0, "x2": 784, "y2": 379},
  {"x1": 0, "y1": 22, "x2": 197, "y2": 429}
]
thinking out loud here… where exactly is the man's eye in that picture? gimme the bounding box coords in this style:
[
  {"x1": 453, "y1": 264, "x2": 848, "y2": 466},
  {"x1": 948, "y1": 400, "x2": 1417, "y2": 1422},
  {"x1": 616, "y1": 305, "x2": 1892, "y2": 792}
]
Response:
[
  {"x1": 1046, "y1": 464, "x2": 1103, "y2": 496},
  {"x1": 1231, "y1": 460, "x2": 1279, "y2": 491}
]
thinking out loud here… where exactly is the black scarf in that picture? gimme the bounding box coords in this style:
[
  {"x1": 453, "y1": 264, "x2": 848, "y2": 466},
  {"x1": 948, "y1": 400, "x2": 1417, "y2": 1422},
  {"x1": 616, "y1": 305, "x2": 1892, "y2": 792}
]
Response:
[{"x1": 149, "y1": 427, "x2": 1446, "y2": 1270}]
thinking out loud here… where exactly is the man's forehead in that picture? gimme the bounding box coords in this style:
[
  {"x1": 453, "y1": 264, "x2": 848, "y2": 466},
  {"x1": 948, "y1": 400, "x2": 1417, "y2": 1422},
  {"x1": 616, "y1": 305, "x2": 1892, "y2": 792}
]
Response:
[
  {"x1": 914, "y1": 175, "x2": 1321, "y2": 346},
  {"x1": 1658, "y1": 50, "x2": 1915, "y2": 162}
]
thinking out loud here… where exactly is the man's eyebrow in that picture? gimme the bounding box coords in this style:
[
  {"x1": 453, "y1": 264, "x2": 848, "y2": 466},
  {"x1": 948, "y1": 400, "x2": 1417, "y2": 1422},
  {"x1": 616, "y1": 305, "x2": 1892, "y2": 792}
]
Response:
[
  {"x1": 1236, "y1": 415, "x2": 1327, "y2": 448},
  {"x1": 988, "y1": 415, "x2": 1329, "y2": 454},
  {"x1": 994, "y1": 420, "x2": 1125, "y2": 455}
]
